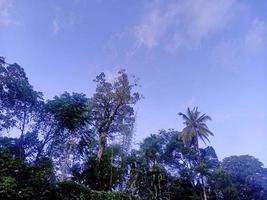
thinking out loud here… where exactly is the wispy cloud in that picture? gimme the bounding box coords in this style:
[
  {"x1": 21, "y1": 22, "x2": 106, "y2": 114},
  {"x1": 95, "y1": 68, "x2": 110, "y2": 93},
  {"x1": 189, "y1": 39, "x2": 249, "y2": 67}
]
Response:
[
  {"x1": 51, "y1": 8, "x2": 75, "y2": 35},
  {"x1": 135, "y1": 0, "x2": 236, "y2": 50},
  {"x1": 213, "y1": 19, "x2": 267, "y2": 71},
  {"x1": 0, "y1": 0, "x2": 13, "y2": 26},
  {"x1": 245, "y1": 19, "x2": 267, "y2": 52},
  {"x1": 214, "y1": 39, "x2": 243, "y2": 71},
  {"x1": 52, "y1": 17, "x2": 60, "y2": 35}
]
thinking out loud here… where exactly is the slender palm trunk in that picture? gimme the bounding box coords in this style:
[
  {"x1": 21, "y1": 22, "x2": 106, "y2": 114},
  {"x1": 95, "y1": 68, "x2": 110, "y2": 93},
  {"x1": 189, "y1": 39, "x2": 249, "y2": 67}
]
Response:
[
  {"x1": 202, "y1": 178, "x2": 207, "y2": 200},
  {"x1": 194, "y1": 128, "x2": 207, "y2": 200}
]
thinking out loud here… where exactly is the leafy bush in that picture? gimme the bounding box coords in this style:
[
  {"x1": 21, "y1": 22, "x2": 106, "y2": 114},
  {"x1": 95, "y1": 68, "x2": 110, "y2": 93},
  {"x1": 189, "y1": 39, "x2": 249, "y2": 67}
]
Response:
[
  {"x1": 52, "y1": 181, "x2": 91, "y2": 200},
  {"x1": 90, "y1": 190, "x2": 136, "y2": 200},
  {"x1": 53, "y1": 181, "x2": 137, "y2": 200},
  {"x1": 0, "y1": 176, "x2": 17, "y2": 199}
]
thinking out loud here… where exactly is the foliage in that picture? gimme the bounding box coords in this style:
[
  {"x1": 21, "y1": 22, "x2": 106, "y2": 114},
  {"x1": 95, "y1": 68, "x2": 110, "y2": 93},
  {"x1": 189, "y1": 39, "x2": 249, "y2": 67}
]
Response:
[
  {"x1": 179, "y1": 107, "x2": 213, "y2": 148},
  {"x1": 47, "y1": 92, "x2": 89, "y2": 131},
  {"x1": 0, "y1": 176, "x2": 17, "y2": 199},
  {"x1": 79, "y1": 145, "x2": 125, "y2": 191},
  {"x1": 90, "y1": 190, "x2": 137, "y2": 200},
  {"x1": 41, "y1": 180, "x2": 137, "y2": 200},
  {"x1": 179, "y1": 107, "x2": 214, "y2": 200},
  {"x1": 0, "y1": 149, "x2": 55, "y2": 199},
  {"x1": 90, "y1": 70, "x2": 140, "y2": 161},
  {"x1": 1, "y1": 57, "x2": 267, "y2": 200},
  {"x1": 220, "y1": 155, "x2": 267, "y2": 199},
  {"x1": 52, "y1": 181, "x2": 91, "y2": 200},
  {"x1": 0, "y1": 57, "x2": 43, "y2": 161}
]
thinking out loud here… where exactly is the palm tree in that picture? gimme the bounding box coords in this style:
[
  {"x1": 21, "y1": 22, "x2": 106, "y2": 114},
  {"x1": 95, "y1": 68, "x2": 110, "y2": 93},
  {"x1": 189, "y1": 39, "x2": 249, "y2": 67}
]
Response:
[
  {"x1": 178, "y1": 107, "x2": 214, "y2": 200},
  {"x1": 178, "y1": 107, "x2": 213, "y2": 150}
]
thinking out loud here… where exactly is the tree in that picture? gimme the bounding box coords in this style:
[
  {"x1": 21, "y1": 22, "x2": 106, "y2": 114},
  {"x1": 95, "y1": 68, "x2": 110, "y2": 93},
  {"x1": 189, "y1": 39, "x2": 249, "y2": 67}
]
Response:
[
  {"x1": 46, "y1": 92, "x2": 90, "y2": 179},
  {"x1": 0, "y1": 147, "x2": 55, "y2": 200},
  {"x1": 178, "y1": 107, "x2": 214, "y2": 200},
  {"x1": 208, "y1": 169, "x2": 238, "y2": 199},
  {"x1": 0, "y1": 57, "x2": 43, "y2": 159},
  {"x1": 30, "y1": 105, "x2": 57, "y2": 163},
  {"x1": 126, "y1": 150, "x2": 168, "y2": 200},
  {"x1": 0, "y1": 176, "x2": 17, "y2": 200},
  {"x1": 90, "y1": 70, "x2": 140, "y2": 162},
  {"x1": 80, "y1": 145, "x2": 125, "y2": 191},
  {"x1": 221, "y1": 155, "x2": 267, "y2": 200},
  {"x1": 126, "y1": 129, "x2": 209, "y2": 200},
  {"x1": 0, "y1": 57, "x2": 15, "y2": 132},
  {"x1": 178, "y1": 107, "x2": 213, "y2": 149},
  {"x1": 47, "y1": 92, "x2": 89, "y2": 132},
  {"x1": 133, "y1": 133, "x2": 170, "y2": 200}
]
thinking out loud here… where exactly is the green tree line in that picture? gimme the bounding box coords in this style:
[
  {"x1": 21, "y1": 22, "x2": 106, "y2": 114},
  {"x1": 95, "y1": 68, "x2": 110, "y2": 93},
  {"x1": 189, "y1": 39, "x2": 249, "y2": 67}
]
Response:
[{"x1": 0, "y1": 57, "x2": 266, "y2": 200}]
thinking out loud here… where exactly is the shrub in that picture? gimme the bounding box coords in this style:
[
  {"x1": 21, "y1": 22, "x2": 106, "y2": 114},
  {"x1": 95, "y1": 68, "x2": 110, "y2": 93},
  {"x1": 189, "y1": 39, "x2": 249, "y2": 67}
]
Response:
[
  {"x1": 53, "y1": 181, "x2": 137, "y2": 200},
  {"x1": 0, "y1": 176, "x2": 17, "y2": 199}
]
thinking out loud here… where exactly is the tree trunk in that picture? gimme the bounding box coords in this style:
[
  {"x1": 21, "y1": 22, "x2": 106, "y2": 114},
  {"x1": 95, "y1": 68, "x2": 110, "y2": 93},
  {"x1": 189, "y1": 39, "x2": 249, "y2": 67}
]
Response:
[
  {"x1": 19, "y1": 110, "x2": 27, "y2": 160},
  {"x1": 194, "y1": 127, "x2": 207, "y2": 200},
  {"x1": 109, "y1": 148, "x2": 113, "y2": 189},
  {"x1": 97, "y1": 132, "x2": 107, "y2": 162},
  {"x1": 61, "y1": 140, "x2": 75, "y2": 181},
  {"x1": 202, "y1": 177, "x2": 207, "y2": 200}
]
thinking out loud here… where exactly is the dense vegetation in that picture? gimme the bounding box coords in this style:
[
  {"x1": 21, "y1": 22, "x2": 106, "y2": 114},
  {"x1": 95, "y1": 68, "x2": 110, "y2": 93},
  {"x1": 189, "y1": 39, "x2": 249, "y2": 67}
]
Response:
[{"x1": 0, "y1": 57, "x2": 266, "y2": 200}]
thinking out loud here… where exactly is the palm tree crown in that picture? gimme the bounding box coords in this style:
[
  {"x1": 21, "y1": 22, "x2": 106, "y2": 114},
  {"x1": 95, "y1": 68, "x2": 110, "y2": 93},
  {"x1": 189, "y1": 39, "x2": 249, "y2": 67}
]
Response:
[{"x1": 178, "y1": 107, "x2": 214, "y2": 148}]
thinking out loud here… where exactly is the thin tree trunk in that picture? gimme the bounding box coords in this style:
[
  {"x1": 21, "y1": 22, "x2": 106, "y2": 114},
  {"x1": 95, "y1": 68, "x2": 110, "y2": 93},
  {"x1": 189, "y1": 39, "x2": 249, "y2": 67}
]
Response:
[
  {"x1": 97, "y1": 132, "x2": 107, "y2": 162},
  {"x1": 61, "y1": 141, "x2": 73, "y2": 181},
  {"x1": 19, "y1": 110, "x2": 27, "y2": 160},
  {"x1": 194, "y1": 127, "x2": 207, "y2": 200},
  {"x1": 35, "y1": 130, "x2": 52, "y2": 164},
  {"x1": 109, "y1": 148, "x2": 113, "y2": 190},
  {"x1": 202, "y1": 177, "x2": 207, "y2": 200}
]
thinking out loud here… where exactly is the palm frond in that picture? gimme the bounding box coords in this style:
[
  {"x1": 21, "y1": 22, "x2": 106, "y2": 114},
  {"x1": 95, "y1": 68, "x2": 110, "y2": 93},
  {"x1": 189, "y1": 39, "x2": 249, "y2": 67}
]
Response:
[
  {"x1": 198, "y1": 133, "x2": 210, "y2": 144},
  {"x1": 187, "y1": 107, "x2": 194, "y2": 121},
  {"x1": 199, "y1": 126, "x2": 214, "y2": 136},
  {"x1": 178, "y1": 112, "x2": 190, "y2": 123},
  {"x1": 179, "y1": 107, "x2": 214, "y2": 148},
  {"x1": 197, "y1": 114, "x2": 212, "y2": 123}
]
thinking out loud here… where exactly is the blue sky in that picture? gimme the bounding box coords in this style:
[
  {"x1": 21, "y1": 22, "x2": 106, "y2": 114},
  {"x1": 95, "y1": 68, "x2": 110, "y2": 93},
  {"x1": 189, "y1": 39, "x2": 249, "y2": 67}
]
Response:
[{"x1": 0, "y1": 0, "x2": 267, "y2": 165}]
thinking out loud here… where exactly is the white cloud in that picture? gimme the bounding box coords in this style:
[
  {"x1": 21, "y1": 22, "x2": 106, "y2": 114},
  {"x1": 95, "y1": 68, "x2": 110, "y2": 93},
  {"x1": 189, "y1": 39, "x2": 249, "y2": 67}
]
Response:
[
  {"x1": 0, "y1": 0, "x2": 13, "y2": 26},
  {"x1": 52, "y1": 17, "x2": 60, "y2": 34},
  {"x1": 51, "y1": 9, "x2": 75, "y2": 35},
  {"x1": 213, "y1": 19, "x2": 267, "y2": 71},
  {"x1": 135, "y1": 0, "x2": 236, "y2": 50},
  {"x1": 135, "y1": 8, "x2": 171, "y2": 49},
  {"x1": 245, "y1": 19, "x2": 267, "y2": 52}
]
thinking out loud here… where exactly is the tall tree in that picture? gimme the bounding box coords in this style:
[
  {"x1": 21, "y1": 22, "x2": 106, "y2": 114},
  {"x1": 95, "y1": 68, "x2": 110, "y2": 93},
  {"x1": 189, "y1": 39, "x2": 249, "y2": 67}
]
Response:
[
  {"x1": 221, "y1": 155, "x2": 267, "y2": 200},
  {"x1": 80, "y1": 145, "x2": 125, "y2": 191},
  {"x1": 0, "y1": 57, "x2": 43, "y2": 159},
  {"x1": 47, "y1": 92, "x2": 89, "y2": 132},
  {"x1": 178, "y1": 107, "x2": 214, "y2": 200},
  {"x1": 90, "y1": 70, "x2": 140, "y2": 162},
  {"x1": 47, "y1": 92, "x2": 90, "y2": 179}
]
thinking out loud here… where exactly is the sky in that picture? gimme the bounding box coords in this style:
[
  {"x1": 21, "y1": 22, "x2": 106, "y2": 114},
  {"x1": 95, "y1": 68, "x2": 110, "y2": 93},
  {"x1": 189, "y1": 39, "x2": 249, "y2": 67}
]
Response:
[{"x1": 0, "y1": 0, "x2": 267, "y2": 165}]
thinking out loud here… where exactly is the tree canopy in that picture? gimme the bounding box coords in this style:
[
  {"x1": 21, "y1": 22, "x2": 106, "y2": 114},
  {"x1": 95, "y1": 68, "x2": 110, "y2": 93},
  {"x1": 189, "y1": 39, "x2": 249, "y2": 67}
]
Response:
[{"x1": 0, "y1": 57, "x2": 266, "y2": 200}]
